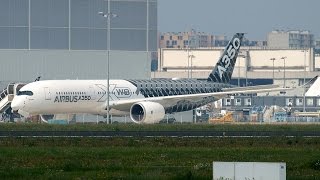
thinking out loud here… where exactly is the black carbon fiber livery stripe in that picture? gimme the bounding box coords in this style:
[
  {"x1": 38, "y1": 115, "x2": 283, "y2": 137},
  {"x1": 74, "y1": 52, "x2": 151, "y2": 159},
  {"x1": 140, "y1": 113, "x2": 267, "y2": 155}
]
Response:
[{"x1": 126, "y1": 79, "x2": 232, "y2": 113}]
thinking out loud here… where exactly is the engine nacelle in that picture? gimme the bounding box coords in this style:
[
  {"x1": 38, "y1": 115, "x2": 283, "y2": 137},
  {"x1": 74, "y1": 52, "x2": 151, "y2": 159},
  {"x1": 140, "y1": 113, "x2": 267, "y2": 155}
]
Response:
[{"x1": 130, "y1": 101, "x2": 165, "y2": 124}]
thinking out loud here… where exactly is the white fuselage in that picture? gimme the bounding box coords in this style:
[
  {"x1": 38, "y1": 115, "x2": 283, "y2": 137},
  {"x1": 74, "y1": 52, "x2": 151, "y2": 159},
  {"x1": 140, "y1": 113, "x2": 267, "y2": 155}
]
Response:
[
  {"x1": 11, "y1": 78, "x2": 226, "y2": 117},
  {"x1": 11, "y1": 80, "x2": 144, "y2": 116}
]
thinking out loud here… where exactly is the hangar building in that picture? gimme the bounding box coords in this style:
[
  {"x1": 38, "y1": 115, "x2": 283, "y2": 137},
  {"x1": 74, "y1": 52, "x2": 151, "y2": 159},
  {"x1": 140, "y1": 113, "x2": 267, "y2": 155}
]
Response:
[
  {"x1": 0, "y1": 0, "x2": 157, "y2": 87},
  {"x1": 155, "y1": 47, "x2": 319, "y2": 91}
]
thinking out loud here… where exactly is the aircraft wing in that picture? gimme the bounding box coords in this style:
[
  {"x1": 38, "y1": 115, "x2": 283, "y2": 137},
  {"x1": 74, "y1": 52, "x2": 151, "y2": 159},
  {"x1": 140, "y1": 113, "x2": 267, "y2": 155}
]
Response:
[
  {"x1": 109, "y1": 86, "x2": 291, "y2": 112},
  {"x1": 221, "y1": 84, "x2": 281, "y2": 92},
  {"x1": 110, "y1": 75, "x2": 318, "y2": 112}
]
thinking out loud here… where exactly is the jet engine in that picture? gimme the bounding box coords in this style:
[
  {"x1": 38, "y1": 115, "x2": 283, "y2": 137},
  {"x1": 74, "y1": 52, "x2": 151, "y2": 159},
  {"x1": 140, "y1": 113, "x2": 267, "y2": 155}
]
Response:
[{"x1": 130, "y1": 101, "x2": 165, "y2": 124}]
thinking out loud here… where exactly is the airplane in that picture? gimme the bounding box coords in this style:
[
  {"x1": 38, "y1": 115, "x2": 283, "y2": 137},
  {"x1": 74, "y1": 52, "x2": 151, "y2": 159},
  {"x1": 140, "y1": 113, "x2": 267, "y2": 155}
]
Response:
[{"x1": 11, "y1": 33, "x2": 297, "y2": 124}]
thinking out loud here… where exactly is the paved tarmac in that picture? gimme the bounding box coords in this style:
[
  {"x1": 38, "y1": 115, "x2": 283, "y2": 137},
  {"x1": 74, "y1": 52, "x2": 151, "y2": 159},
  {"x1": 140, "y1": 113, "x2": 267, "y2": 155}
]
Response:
[{"x1": 0, "y1": 130, "x2": 319, "y2": 137}]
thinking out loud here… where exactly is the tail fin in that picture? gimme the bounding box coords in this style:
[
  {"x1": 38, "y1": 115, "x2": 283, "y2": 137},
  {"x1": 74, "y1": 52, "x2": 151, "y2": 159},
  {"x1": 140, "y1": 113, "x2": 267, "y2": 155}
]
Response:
[{"x1": 207, "y1": 33, "x2": 244, "y2": 83}]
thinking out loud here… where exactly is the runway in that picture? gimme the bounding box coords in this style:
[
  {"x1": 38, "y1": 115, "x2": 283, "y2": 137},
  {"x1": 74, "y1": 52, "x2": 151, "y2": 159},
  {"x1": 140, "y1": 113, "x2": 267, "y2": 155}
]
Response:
[{"x1": 0, "y1": 130, "x2": 319, "y2": 137}]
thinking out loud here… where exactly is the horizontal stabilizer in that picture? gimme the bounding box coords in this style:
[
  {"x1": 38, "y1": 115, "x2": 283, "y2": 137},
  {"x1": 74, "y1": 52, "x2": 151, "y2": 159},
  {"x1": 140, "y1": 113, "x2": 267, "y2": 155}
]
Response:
[
  {"x1": 301, "y1": 75, "x2": 318, "y2": 88},
  {"x1": 305, "y1": 76, "x2": 320, "y2": 97}
]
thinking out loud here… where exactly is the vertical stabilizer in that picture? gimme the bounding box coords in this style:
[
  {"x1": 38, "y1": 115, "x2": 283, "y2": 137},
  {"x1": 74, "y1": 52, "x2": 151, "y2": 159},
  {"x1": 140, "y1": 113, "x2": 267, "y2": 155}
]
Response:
[{"x1": 207, "y1": 33, "x2": 244, "y2": 83}]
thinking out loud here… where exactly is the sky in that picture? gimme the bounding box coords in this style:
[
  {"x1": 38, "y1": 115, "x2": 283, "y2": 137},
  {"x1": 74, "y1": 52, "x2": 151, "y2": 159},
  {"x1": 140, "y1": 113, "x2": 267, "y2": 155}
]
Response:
[{"x1": 158, "y1": 0, "x2": 320, "y2": 40}]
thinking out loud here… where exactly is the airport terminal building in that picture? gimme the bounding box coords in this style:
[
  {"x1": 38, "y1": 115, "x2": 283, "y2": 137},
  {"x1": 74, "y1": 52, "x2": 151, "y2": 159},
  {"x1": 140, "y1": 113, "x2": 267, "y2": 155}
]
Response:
[{"x1": 0, "y1": 0, "x2": 157, "y2": 86}]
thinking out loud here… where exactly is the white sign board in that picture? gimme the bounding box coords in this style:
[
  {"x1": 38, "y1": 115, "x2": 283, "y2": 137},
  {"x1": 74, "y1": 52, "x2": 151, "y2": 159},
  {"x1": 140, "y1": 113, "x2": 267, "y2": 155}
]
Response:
[{"x1": 213, "y1": 162, "x2": 286, "y2": 180}]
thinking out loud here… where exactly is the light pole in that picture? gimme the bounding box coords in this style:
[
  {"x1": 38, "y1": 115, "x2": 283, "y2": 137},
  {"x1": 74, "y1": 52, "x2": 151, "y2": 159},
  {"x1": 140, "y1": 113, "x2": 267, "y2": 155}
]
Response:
[
  {"x1": 187, "y1": 29, "x2": 196, "y2": 78},
  {"x1": 238, "y1": 58, "x2": 240, "y2": 86},
  {"x1": 245, "y1": 51, "x2": 248, "y2": 86},
  {"x1": 302, "y1": 49, "x2": 308, "y2": 111},
  {"x1": 98, "y1": 7, "x2": 117, "y2": 124},
  {"x1": 270, "y1": 58, "x2": 276, "y2": 84},
  {"x1": 281, "y1": 56, "x2": 287, "y2": 88},
  {"x1": 189, "y1": 54, "x2": 195, "y2": 78},
  {"x1": 238, "y1": 54, "x2": 247, "y2": 86},
  {"x1": 187, "y1": 49, "x2": 190, "y2": 78},
  {"x1": 303, "y1": 50, "x2": 307, "y2": 85}
]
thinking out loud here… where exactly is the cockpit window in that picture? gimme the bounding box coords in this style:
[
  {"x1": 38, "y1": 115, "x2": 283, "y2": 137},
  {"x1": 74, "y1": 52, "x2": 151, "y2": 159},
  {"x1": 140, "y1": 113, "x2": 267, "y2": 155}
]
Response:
[{"x1": 17, "y1": 91, "x2": 33, "y2": 96}]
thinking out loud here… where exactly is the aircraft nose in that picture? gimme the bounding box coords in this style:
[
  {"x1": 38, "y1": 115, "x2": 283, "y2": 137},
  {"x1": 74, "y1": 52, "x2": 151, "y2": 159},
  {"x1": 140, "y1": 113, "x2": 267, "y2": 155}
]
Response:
[{"x1": 11, "y1": 97, "x2": 24, "y2": 111}]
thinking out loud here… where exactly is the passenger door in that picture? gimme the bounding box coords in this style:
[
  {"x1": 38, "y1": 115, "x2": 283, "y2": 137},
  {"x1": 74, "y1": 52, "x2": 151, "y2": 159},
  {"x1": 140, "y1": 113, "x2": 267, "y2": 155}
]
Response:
[{"x1": 44, "y1": 87, "x2": 51, "y2": 100}]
